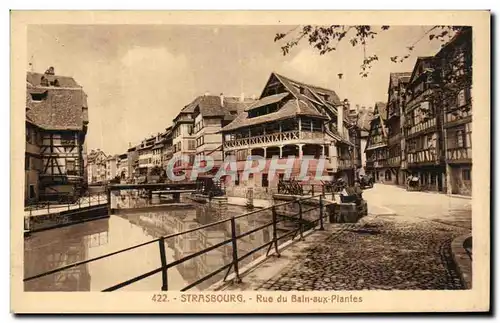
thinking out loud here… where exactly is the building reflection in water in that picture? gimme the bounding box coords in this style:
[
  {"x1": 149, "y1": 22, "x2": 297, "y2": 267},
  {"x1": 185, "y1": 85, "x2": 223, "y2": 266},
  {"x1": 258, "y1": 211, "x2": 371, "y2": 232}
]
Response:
[
  {"x1": 24, "y1": 220, "x2": 109, "y2": 291},
  {"x1": 24, "y1": 193, "x2": 298, "y2": 292},
  {"x1": 124, "y1": 200, "x2": 279, "y2": 290}
]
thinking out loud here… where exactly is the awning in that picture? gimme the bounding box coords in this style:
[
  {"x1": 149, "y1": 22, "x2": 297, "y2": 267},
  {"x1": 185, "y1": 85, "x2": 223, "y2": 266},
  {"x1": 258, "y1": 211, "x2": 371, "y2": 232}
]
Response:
[{"x1": 244, "y1": 92, "x2": 289, "y2": 111}]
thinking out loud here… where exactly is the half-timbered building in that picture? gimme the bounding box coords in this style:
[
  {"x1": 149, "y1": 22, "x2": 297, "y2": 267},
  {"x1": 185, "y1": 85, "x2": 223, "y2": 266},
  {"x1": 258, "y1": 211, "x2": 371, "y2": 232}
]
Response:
[
  {"x1": 26, "y1": 67, "x2": 89, "y2": 202},
  {"x1": 365, "y1": 102, "x2": 388, "y2": 182},
  {"x1": 220, "y1": 72, "x2": 355, "y2": 198},
  {"x1": 435, "y1": 27, "x2": 472, "y2": 195},
  {"x1": 385, "y1": 72, "x2": 411, "y2": 185},
  {"x1": 404, "y1": 57, "x2": 445, "y2": 192}
]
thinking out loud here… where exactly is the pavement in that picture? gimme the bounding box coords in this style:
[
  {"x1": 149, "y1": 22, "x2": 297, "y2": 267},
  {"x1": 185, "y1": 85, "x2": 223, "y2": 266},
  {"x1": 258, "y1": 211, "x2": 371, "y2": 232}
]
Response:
[{"x1": 214, "y1": 184, "x2": 472, "y2": 291}]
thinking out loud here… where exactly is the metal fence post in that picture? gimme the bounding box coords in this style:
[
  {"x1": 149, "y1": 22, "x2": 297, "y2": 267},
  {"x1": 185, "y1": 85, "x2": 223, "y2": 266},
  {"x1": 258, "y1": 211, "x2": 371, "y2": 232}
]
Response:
[
  {"x1": 298, "y1": 199, "x2": 304, "y2": 240},
  {"x1": 322, "y1": 184, "x2": 325, "y2": 197},
  {"x1": 266, "y1": 206, "x2": 280, "y2": 258},
  {"x1": 319, "y1": 195, "x2": 325, "y2": 231},
  {"x1": 158, "y1": 237, "x2": 169, "y2": 291},
  {"x1": 89, "y1": 191, "x2": 91, "y2": 207},
  {"x1": 47, "y1": 201, "x2": 50, "y2": 213},
  {"x1": 229, "y1": 217, "x2": 241, "y2": 283}
]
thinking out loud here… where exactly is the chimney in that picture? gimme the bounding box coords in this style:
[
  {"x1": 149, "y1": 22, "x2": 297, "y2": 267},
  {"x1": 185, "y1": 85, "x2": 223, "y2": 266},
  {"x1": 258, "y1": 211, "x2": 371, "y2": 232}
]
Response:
[
  {"x1": 45, "y1": 66, "x2": 55, "y2": 75},
  {"x1": 240, "y1": 93, "x2": 245, "y2": 102},
  {"x1": 220, "y1": 93, "x2": 224, "y2": 107},
  {"x1": 251, "y1": 94, "x2": 256, "y2": 100},
  {"x1": 204, "y1": 92, "x2": 210, "y2": 96},
  {"x1": 128, "y1": 142, "x2": 132, "y2": 148},
  {"x1": 337, "y1": 104, "x2": 344, "y2": 139}
]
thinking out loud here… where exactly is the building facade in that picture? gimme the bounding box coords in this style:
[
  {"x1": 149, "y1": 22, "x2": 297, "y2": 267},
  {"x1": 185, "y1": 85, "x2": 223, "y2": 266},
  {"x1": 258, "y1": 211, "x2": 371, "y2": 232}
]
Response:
[
  {"x1": 404, "y1": 57, "x2": 445, "y2": 192},
  {"x1": 365, "y1": 102, "x2": 389, "y2": 182},
  {"x1": 87, "y1": 149, "x2": 108, "y2": 184},
  {"x1": 435, "y1": 27, "x2": 473, "y2": 196},
  {"x1": 193, "y1": 93, "x2": 254, "y2": 173},
  {"x1": 117, "y1": 153, "x2": 128, "y2": 180},
  {"x1": 386, "y1": 72, "x2": 411, "y2": 185},
  {"x1": 105, "y1": 155, "x2": 118, "y2": 181},
  {"x1": 220, "y1": 72, "x2": 355, "y2": 198},
  {"x1": 171, "y1": 102, "x2": 196, "y2": 176},
  {"x1": 26, "y1": 67, "x2": 89, "y2": 202}
]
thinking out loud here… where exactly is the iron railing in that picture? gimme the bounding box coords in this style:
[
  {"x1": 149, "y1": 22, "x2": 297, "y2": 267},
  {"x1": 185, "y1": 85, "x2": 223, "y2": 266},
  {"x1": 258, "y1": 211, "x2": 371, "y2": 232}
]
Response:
[
  {"x1": 25, "y1": 191, "x2": 108, "y2": 217},
  {"x1": 23, "y1": 194, "x2": 329, "y2": 292}
]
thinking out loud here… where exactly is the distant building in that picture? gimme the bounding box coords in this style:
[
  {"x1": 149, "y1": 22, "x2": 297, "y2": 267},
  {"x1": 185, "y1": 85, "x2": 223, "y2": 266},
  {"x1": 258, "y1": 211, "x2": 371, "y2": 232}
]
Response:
[
  {"x1": 161, "y1": 127, "x2": 174, "y2": 170},
  {"x1": 171, "y1": 100, "x2": 196, "y2": 177},
  {"x1": 386, "y1": 72, "x2": 411, "y2": 185},
  {"x1": 192, "y1": 93, "x2": 254, "y2": 172},
  {"x1": 25, "y1": 67, "x2": 89, "y2": 203},
  {"x1": 87, "y1": 149, "x2": 108, "y2": 184},
  {"x1": 365, "y1": 102, "x2": 389, "y2": 182},
  {"x1": 105, "y1": 155, "x2": 118, "y2": 181},
  {"x1": 117, "y1": 153, "x2": 128, "y2": 180}
]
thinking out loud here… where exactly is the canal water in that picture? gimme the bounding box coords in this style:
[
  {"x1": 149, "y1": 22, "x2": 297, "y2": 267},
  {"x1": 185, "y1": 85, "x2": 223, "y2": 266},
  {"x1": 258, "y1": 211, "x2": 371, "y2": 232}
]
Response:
[{"x1": 24, "y1": 196, "x2": 297, "y2": 292}]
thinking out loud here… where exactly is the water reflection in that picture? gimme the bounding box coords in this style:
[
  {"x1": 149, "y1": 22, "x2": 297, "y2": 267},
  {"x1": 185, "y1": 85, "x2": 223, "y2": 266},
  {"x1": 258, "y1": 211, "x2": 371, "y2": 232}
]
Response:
[{"x1": 24, "y1": 195, "x2": 301, "y2": 292}]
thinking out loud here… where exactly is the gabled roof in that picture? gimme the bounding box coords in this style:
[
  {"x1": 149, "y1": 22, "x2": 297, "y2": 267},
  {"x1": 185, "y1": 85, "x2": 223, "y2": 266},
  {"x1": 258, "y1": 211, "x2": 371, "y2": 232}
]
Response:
[
  {"x1": 373, "y1": 102, "x2": 387, "y2": 121},
  {"x1": 26, "y1": 71, "x2": 87, "y2": 131},
  {"x1": 389, "y1": 72, "x2": 411, "y2": 88},
  {"x1": 192, "y1": 95, "x2": 254, "y2": 119},
  {"x1": 221, "y1": 98, "x2": 327, "y2": 132},
  {"x1": 221, "y1": 72, "x2": 346, "y2": 133},
  {"x1": 408, "y1": 56, "x2": 435, "y2": 85},
  {"x1": 244, "y1": 92, "x2": 289, "y2": 112}
]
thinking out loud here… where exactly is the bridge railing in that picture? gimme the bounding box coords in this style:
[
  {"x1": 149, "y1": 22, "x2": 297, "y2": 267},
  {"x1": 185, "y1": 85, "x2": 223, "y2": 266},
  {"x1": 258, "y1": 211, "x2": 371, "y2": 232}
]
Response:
[
  {"x1": 24, "y1": 191, "x2": 108, "y2": 217},
  {"x1": 23, "y1": 193, "x2": 329, "y2": 292}
]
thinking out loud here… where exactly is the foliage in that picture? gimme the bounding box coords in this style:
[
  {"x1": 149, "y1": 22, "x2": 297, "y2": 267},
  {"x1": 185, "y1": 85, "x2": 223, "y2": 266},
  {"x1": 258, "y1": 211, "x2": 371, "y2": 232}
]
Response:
[{"x1": 274, "y1": 25, "x2": 466, "y2": 78}]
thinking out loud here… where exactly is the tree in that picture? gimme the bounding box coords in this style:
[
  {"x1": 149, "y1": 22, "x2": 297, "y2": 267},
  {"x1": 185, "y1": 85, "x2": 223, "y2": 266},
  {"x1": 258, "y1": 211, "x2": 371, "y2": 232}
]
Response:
[{"x1": 274, "y1": 25, "x2": 466, "y2": 78}]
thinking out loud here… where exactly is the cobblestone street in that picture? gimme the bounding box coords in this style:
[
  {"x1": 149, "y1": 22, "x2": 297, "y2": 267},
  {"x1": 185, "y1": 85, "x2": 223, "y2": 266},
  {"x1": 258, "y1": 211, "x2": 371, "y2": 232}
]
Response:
[{"x1": 256, "y1": 185, "x2": 471, "y2": 291}]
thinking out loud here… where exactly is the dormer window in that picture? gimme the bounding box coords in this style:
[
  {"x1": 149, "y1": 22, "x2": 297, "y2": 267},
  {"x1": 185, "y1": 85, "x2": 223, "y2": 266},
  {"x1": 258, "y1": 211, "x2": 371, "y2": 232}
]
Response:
[
  {"x1": 30, "y1": 91, "x2": 48, "y2": 102},
  {"x1": 299, "y1": 87, "x2": 305, "y2": 94}
]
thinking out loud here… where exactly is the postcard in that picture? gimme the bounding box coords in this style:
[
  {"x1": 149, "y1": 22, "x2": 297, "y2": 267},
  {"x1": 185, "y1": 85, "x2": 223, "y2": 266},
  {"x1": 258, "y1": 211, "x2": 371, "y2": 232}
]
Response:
[{"x1": 11, "y1": 10, "x2": 490, "y2": 313}]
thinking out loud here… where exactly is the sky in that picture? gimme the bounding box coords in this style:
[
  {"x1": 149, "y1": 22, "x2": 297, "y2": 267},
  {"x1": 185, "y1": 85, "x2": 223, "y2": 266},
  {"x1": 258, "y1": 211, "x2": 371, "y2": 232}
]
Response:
[{"x1": 28, "y1": 25, "x2": 446, "y2": 155}]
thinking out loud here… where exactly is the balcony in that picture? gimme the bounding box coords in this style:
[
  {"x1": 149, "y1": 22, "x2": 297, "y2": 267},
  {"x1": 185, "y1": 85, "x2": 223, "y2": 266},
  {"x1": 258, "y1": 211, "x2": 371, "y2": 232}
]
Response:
[
  {"x1": 373, "y1": 160, "x2": 388, "y2": 168},
  {"x1": 446, "y1": 147, "x2": 472, "y2": 163},
  {"x1": 406, "y1": 118, "x2": 437, "y2": 138},
  {"x1": 387, "y1": 156, "x2": 401, "y2": 167},
  {"x1": 407, "y1": 148, "x2": 439, "y2": 166},
  {"x1": 444, "y1": 109, "x2": 472, "y2": 128},
  {"x1": 337, "y1": 158, "x2": 354, "y2": 170},
  {"x1": 223, "y1": 130, "x2": 325, "y2": 150}
]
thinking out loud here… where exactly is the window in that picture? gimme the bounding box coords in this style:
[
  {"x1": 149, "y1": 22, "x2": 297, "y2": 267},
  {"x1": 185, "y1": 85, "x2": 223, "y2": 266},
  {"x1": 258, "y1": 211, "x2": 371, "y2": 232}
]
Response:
[
  {"x1": 66, "y1": 159, "x2": 77, "y2": 175},
  {"x1": 235, "y1": 172, "x2": 240, "y2": 186},
  {"x1": 61, "y1": 133, "x2": 75, "y2": 145},
  {"x1": 188, "y1": 140, "x2": 195, "y2": 150},
  {"x1": 262, "y1": 173, "x2": 269, "y2": 188},
  {"x1": 186, "y1": 125, "x2": 194, "y2": 135},
  {"x1": 30, "y1": 91, "x2": 47, "y2": 101},
  {"x1": 248, "y1": 173, "x2": 253, "y2": 180},
  {"x1": 29, "y1": 185, "x2": 36, "y2": 199},
  {"x1": 462, "y1": 169, "x2": 471, "y2": 181},
  {"x1": 456, "y1": 129, "x2": 465, "y2": 148},
  {"x1": 25, "y1": 156, "x2": 30, "y2": 170},
  {"x1": 26, "y1": 127, "x2": 31, "y2": 143}
]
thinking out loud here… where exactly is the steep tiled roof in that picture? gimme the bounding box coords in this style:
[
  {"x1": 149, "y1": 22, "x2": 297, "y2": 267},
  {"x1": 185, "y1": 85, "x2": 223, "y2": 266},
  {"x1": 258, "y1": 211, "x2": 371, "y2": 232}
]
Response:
[
  {"x1": 221, "y1": 98, "x2": 327, "y2": 132},
  {"x1": 26, "y1": 71, "x2": 87, "y2": 131},
  {"x1": 244, "y1": 92, "x2": 290, "y2": 112},
  {"x1": 389, "y1": 72, "x2": 411, "y2": 87},
  {"x1": 27, "y1": 72, "x2": 81, "y2": 88},
  {"x1": 221, "y1": 72, "x2": 345, "y2": 133},
  {"x1": 374, "y1": 102, "x2": 387, "y2": 121}
]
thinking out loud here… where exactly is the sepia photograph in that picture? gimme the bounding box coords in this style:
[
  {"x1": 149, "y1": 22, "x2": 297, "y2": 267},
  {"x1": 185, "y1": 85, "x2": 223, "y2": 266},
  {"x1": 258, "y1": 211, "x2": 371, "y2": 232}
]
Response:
[{"x1": 11, "y1": 10, "x2": 490, "y2": 313}]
